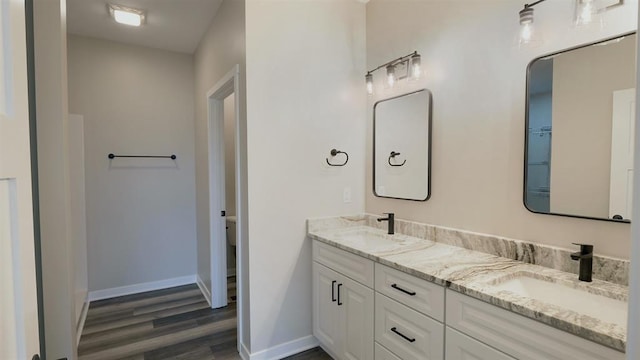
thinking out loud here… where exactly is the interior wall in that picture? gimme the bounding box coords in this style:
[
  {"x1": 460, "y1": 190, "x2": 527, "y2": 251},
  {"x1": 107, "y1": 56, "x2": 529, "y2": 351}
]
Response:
[
  {"x1": 625, "y1": 6, "x2": 640, "y2": 357},
  {"x1": 245, "y1": 0, "x2": 366, "y2": 353},
  {"x1": 192, "y1": 0, "x2": 249, "y2": 349},
  {"x1": 550, "y1": 36, "x2": 636, "y2": 218},
  {"x1": 68, "y1": 114, "x2": 88, "y2": 327},
  {"x1": 67, "y1": 35, "x2": 197, "y2": 292},
  {"x1": 33, "y1": 0, "x2": 77, "y2": 358},
  {"x1": 365, "y1": 0, "x2": 637, "y2": 259}
]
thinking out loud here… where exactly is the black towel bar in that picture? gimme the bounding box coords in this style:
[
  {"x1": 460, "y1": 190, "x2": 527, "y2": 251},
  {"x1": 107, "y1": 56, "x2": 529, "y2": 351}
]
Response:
[{"x1": 108, "y1": 153, "x2": 177, "y2": 160}]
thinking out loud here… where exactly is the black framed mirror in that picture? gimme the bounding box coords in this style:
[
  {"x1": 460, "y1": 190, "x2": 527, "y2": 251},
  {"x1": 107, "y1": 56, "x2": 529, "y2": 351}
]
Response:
[
  {"x1": 373, "y1": 89, "x2": 432, "y2": 201},
  {"x1": 524, "y1": 32, "x2": 636, "y2": 222}
]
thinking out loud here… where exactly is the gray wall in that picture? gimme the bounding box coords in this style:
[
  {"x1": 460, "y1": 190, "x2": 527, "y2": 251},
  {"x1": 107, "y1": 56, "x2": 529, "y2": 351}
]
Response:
[
  {"x1": 245, "y1": 0, "x2": 367, "y2": 353},
  {"x1": 67, "y1": 35, "x2": 197, "y2": 292},
  {"x1": 365, "y1": 0, "x2": 636, "y2": 259}
]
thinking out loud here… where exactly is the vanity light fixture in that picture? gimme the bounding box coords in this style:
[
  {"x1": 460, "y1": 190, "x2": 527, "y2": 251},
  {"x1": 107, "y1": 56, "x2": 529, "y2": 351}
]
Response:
[
  {"x1": 364, "y1": 51, "x2": 422, "y2": 95},
  {"x1": 517, "y1": 0, "x2": 623, "y2": 46},
  {"x1": 108, "y1": 4, "x2": 146, "y2": 27}
]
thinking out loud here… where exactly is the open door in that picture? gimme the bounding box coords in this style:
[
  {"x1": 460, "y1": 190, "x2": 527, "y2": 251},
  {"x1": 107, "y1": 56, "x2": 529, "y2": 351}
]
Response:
[{"x1": 0, "y1": 0, "x2": 41, "y2": 359}]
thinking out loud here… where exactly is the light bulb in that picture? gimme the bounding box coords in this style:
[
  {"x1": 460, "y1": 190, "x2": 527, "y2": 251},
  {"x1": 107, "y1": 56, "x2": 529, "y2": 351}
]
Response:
[
  {"x1": 409, "y1": 54, "x2": 421, "y2": 81},
  {"x1": 575, "y1": 0, "x2": 597, "y2": 26},
  {"x1": 365, "y1": 73, "x2": 374, "y2": 95},
  {"x1": 518, "y1": 6, "x2": 537, "y2": 47},
  {"x1": 386, "y1": 64, "x2": 396, "y2": 88},
  {"x1": 520, "y1": 23, "x2": 533, "y2": 43}
]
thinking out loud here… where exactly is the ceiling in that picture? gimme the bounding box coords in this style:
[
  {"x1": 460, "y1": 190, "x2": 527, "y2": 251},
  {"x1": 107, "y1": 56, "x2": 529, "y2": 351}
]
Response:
[{"x1": 66, "y1": 0, "x2": 223, "y2": 54}]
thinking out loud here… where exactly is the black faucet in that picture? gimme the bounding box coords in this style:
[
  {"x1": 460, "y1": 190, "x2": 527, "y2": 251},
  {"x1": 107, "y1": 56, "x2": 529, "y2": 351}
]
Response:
[
  {"x1": 377, "y1": 213, "x2": 395, "y2": 235},
  {"x1": 570, "y1": 243, "x2": 593, "y2": 282}
]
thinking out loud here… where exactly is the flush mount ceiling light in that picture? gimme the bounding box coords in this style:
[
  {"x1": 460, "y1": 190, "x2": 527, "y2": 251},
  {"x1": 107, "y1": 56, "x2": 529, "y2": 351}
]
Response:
[
  {"x1": 364, "y1": 51, "x2": 422, "y2": 95},
  {"x1": 108, "y1": 4, "x2": 146, "y2": 27}
]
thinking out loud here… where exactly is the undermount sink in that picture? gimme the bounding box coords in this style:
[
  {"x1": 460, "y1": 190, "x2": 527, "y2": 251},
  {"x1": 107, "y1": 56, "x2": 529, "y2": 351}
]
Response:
[{"x1": 492, "y1": 273, "x2": 628, "y2": 327}]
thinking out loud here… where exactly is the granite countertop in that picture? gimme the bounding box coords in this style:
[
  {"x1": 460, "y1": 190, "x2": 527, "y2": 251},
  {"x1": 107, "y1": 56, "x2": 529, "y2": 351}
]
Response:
[{"x1": 307, "y1": 224, "x2": 628, "y2": 352}]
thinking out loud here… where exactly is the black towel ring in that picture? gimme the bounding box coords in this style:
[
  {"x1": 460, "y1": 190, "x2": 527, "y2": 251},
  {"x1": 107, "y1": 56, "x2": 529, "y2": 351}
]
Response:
[
  {"x1": 326, "y1": 149, "x2": 349, "y2": 167},
  {"x1": 388, "y1": 151, "x2": 406, "y2": 167}
]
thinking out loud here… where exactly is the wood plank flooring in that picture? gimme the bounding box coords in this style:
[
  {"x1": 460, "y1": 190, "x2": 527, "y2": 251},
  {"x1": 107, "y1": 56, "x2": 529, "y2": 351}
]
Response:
[{"x1": 78, "y1": 280, "x2": 331, "y2": 360}]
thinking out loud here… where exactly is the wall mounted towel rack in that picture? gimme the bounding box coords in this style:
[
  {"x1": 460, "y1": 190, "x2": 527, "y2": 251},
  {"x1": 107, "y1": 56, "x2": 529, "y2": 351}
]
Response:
[
  {"x1": 388, "y1": 151, "x2": 406, "y2": 167},
  {"x1": 108, "y1": 153, "x2": 177, "y2": 160},
  {"x1": 326, "y1": 149, "x2": 349, "y2": 167}
]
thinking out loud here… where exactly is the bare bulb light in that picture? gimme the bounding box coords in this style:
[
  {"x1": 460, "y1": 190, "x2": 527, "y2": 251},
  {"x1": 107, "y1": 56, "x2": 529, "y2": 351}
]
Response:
[
  {"x1": 409, "y1": 54, "x2": 422, "y2": 81},
  {"x1": 386, "y1": 64, "x2": 396, "y2": 88},
  {"x1": 518, "y1": 6, "x2": 536, "y2": 46},
  {"x1": 365, "y1": 73, "x2": 374, "y2": 95},
  {"x1": 575, "y1": 0, "x2": 597, "y2": 26}
]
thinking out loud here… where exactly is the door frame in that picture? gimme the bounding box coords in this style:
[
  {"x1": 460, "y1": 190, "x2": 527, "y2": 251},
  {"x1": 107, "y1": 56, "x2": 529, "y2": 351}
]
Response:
[{"x1": 206, "y1": 64, "x2": 243, "y2": 344}]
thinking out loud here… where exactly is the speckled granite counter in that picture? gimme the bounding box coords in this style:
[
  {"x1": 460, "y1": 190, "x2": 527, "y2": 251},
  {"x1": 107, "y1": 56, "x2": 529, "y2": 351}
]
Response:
[{"x1": 307, "y1": 215, "x2": 628, "y2": 353}]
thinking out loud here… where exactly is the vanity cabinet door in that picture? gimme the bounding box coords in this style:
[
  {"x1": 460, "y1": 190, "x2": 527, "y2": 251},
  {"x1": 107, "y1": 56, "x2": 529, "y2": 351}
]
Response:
[
  {"x1": 340, "y1": 275, "x2": 374, "y2": 360},
  {"x1": 313, "y1": 262, "x2": 341, "y2": 356},
  {"x1": 445, "y1": 327, "x2": 515, "y2": 360},
  {"x1": 313, "y1": 261, "x2": 374, "y2": 360}
]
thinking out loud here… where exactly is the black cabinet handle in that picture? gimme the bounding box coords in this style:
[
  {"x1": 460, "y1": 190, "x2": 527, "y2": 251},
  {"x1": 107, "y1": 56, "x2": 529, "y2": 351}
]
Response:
[
  {"x1": 331, "y1": 280, "x2": 337, "y2": 302},
  {"x1": 391, "y1": 283, "x2": 416, "y2": 296},
  {"x1": 391, "y1": 327, "x2": 416, "y2": 343},
  {"x1": 337, "y1": 283, "x2": 343, "y2": 305}
]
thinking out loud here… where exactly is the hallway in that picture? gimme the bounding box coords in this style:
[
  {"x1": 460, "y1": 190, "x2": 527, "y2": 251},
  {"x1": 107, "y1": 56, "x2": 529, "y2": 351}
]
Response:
[
  {"x1": 78, "y1": 284, "x2": 238, "y2": 359},
  {"x1": 77, "y1": 281, "x2": 332, "y2": 360}
]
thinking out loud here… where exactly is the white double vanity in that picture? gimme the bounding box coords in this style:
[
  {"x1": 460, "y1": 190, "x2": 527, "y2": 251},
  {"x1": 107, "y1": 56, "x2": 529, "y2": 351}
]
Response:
[{"x1": 308, "y1": 215, "x2": 628, "y2": 360}]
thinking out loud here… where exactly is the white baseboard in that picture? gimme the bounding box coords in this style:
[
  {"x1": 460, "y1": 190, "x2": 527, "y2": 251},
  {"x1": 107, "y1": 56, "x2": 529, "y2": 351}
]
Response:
[
  {"x1": 76, "y1": 295, "x2": 89, "y2": 346},
  {"x1": 244, "y1": 335, "x2": 319, "y2": 360},
  {"x1": 240, "y1": 342, "x2": 251, "y2": 360},
  {"x1": 196, "y1": 274, "x2": 212, "y2": 307},
  {"x1": 88, "y1": 275, "x2": 197, "y2": 302}
]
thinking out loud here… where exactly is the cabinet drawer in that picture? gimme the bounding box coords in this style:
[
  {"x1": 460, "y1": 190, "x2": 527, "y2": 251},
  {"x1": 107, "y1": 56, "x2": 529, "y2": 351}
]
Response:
[
  {"x1": 446, "y1": 290, "x2": 625, "y2": 360},
  {"x1": 313, "y1": 240, "x2": 374, "y2": 288},
  {"x1": 375, "y1": 293, "x2": 444, "y2": 360},
  {"x1": 375, "y1": 263, "x2": 444, "y2": 321},
  {"x1": 445, "y1": 327, "x2": 515, "y2": 360},
  {"x1": 375, "y1": 343, "x2": 402, "y2": 360}
]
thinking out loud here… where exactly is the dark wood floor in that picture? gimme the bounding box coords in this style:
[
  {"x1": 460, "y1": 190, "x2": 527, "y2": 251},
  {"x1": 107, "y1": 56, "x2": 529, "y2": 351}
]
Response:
[{"x1": 78, "y1": 280, "x2": 331, "y2": 360}]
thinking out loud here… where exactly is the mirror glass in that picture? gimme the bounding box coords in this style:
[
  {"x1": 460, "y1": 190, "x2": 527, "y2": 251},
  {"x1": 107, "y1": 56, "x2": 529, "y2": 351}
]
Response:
[
  {"x1": 374, "y1": 89, "x2": 432, "y2": 201},
  {"x1": 525, "y1": 33, "x2": 636, "y2": 222}
]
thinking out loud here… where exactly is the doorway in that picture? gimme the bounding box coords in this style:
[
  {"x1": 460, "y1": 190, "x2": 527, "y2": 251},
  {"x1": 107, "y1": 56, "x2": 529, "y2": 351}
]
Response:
[{"x1": 206, "y1": 65, "x2": 244, "y2": 350}]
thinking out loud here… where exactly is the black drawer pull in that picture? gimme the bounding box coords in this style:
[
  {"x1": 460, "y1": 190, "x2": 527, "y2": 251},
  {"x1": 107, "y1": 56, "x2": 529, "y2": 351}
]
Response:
[
  {"x1": 391, "y1": 283, "x2": 416, "y2": 296},
  {"x1": 337, "y1": 283, "x2": 343, "y2": 305},
  {"x1": 331, "y1": 280, "x2": 337, "y2": 302},
  {"x1": 391, "y1": 327, "x2": 416, "y2": 343}
]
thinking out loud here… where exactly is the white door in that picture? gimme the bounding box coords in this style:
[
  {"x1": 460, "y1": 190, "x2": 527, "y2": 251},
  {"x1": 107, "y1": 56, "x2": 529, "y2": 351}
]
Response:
[
  {"x1": 340, "y1": 275, "x2": 374, "y2": 360},
  {"x1": 0, "y1": 1, "x2": 41, "y2": 359},
  {"x1": 609, "y1": 88, "x2": 636, "y2": 220}
]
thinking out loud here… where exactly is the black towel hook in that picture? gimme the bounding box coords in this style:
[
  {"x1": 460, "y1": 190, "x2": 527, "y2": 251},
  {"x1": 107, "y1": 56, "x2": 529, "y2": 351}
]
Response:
[
  {"x1": 388, "y1": 151, "x2": 406, "y2": 167},
  {"x1": 326, "y1": 149, "x2": 349, "y2": 167}
]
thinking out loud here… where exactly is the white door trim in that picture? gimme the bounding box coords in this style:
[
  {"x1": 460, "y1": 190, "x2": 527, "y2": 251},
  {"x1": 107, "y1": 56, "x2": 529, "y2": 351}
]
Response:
[{"x1": 206, "y1": 64, "x2": 244, "y2": 351}]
